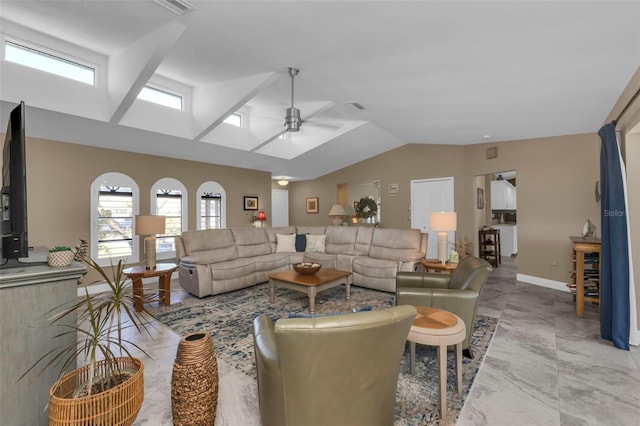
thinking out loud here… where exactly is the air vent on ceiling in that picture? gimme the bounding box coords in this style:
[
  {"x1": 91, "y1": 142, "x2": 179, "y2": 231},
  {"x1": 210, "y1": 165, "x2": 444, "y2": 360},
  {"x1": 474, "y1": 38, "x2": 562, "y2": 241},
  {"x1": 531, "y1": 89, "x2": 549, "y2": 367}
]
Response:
[
  {"x1": 153, "y1": 0, "x2": 195, "y2": 15},
  {"x1": 346, "y1": 102, "x2": 365, "y2": 110}
]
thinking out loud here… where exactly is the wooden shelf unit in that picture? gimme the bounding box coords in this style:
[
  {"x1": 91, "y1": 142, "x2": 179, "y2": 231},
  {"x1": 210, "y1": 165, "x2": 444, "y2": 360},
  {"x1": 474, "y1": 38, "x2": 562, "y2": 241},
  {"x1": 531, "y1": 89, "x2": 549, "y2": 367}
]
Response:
[
  {"x1": 569, "y1": 236, "x2": 601, "y2": 317},
  {"x1": 479, "y1": 229, "x2": 501, "y2": 268}
]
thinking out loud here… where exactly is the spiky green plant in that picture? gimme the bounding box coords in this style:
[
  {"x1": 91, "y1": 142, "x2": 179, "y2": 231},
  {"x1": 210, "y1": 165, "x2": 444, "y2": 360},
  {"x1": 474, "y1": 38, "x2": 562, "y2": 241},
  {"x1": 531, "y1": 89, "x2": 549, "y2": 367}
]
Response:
[
  {"x1": 49, "y1": 246, "x2": 72, "y2": 252},
  {"x1": 21, "y1": 257, "x2": 155, "y2": 396}
]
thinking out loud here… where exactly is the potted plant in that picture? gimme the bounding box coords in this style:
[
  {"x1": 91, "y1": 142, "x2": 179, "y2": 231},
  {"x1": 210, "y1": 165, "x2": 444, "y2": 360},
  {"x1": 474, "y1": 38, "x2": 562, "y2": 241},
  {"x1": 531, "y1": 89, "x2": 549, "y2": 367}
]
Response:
[
  {"x1": 22, "y1": 255, "x2": 154, "y2": 425},
  {"x1": 48, "y1": 246, "x2": 75, "y2": 267}
]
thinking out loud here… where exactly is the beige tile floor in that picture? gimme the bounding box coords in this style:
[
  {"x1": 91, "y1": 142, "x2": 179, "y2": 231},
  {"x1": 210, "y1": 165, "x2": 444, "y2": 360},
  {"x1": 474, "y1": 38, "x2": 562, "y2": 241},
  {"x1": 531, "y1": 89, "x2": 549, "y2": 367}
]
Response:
[{"x1": 131, "y1": 257, "x2": 640, "y2": 425}]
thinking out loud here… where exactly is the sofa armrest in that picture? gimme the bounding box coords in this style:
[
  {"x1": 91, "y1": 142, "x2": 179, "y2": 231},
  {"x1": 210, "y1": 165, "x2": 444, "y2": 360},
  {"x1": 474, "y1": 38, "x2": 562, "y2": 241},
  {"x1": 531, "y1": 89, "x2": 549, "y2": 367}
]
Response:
[
  {"x1": 396, "y1": 271, "x2": 451, "y2": 290},
  {"x1": 253, "y1": 316, "x2": 285, "y2": 426},
  {"x1": 179, "y1": 255, "x2": 209, "y2": 266}
]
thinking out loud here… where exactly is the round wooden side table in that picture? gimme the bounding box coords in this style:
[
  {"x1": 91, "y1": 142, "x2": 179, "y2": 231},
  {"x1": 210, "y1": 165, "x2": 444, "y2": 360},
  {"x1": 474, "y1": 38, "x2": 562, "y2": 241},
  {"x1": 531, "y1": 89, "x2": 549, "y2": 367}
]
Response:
[{"x1": 407, "y1": 306, "x2": 466, "y2": 422}]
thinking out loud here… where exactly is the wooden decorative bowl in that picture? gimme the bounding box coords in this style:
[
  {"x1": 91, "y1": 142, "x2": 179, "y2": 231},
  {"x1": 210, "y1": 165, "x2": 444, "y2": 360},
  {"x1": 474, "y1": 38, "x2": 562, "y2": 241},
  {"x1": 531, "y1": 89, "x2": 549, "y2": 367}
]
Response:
[{"x1": 293, "y1": 262, "x2": 321, "y2": 275}]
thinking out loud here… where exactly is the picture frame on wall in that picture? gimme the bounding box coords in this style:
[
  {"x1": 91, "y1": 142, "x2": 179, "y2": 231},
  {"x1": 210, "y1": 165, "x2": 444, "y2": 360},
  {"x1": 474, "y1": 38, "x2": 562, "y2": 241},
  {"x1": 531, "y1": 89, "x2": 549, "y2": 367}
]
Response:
[
  {"x1": 306, "y1": 197, "x2": 319, "y2": 214},
  {"x1": 477, "y1": 188, "x2": 485, "y2": 209},
  {"x1": 244, "y1": 196, "x2": 259, "y2": 211}
]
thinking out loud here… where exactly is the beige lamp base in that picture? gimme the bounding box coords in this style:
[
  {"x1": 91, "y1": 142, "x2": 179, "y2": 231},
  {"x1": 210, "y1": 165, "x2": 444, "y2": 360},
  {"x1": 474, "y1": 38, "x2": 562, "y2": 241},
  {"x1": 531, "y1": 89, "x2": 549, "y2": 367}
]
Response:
[{"x1": 144, "y1": 236, "x2": 157, "y2": 270}]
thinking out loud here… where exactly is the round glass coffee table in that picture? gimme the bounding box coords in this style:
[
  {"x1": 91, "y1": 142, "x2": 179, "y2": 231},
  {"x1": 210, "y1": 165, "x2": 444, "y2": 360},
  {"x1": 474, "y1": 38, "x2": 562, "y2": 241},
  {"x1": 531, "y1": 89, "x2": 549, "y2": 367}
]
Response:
[{"x1": 407, "y1": 306, "x2": 466, "y2": 422}]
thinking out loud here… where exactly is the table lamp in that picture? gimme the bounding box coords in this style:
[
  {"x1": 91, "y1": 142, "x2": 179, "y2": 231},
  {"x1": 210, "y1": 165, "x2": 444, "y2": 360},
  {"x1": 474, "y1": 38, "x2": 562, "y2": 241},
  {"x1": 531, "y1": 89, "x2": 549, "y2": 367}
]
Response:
[
  {"x1": 430, "y1": 212, "x2": 457, "y2": 264},
  {"x1": 135, "y1": 215, "x2": 166, "y2": 270},
  {"x1": 328, "y1": 204, "x2": 347, "y2": 226},
  {"x1": 255, "y1": 210, "x2": 267, "y2": 227}
]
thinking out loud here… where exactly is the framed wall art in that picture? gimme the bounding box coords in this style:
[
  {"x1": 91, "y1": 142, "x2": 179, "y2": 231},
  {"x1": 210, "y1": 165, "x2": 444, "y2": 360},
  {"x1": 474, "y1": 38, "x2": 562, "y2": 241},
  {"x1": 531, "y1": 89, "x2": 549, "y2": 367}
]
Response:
[
  {"x1": 306, "y1": 197, "x2": 319, "y2": 214},
  {"x1": 477, "y1": 188, "x2": 485, "y2": 209},
  {"x1": 244, "y1": 196, "x2": 259, "y2": 211}
]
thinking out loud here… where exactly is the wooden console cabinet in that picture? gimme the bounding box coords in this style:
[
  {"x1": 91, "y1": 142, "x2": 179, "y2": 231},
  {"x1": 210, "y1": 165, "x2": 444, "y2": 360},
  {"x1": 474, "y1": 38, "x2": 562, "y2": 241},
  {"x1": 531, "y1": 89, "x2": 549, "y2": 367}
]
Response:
[{"x1": 569, "y1": 236, "x2": 601, "y2": 317}]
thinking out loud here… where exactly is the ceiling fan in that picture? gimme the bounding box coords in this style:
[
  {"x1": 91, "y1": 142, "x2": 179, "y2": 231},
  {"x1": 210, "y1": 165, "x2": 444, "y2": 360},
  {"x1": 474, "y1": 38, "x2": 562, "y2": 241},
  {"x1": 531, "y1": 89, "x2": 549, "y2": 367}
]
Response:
[{"x1": 284, "y1": 67, "x2": 302, "y2": 132}]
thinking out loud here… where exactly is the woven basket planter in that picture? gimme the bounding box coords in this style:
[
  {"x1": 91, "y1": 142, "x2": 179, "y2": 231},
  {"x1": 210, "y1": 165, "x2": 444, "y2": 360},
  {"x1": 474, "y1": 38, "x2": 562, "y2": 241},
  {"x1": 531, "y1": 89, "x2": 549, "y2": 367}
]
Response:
[
  {"x1": 48, "y1": 357, "x2": 144, "y2": 426},
  {"x1": 48, "y1": 250, "x2": 75, "y2": 267},
  {"x1": 171, "y1": 332, "x2": 219, "y2": 425}
]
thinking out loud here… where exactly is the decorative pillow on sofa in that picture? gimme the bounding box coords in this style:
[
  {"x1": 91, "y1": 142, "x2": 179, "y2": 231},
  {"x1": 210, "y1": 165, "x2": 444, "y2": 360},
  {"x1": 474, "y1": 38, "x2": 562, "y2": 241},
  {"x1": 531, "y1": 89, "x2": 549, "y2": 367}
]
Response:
[
  {"x1": 295, "y1": 234, "x2": 306, "y2": 252},
  {"x1": 305, "y1": 234, "x2": 326, "y2": 253},
  {"x1": 275, "y1": 233, "x2": 296, "y2": 253}
]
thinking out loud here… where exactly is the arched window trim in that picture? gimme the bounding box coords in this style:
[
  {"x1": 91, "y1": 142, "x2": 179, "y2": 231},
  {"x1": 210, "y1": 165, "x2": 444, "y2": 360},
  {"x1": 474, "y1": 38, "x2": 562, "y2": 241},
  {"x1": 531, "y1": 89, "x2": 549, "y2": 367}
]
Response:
[
  {"x1": 150, "y1": 177, "x2": 188, "y2": 260},
  {"x1": 90, "y1": 172, "x2": 140, "y2": 266},
  {"x1": 196, "y1": 181, "x2": 226, "y2": 230}
]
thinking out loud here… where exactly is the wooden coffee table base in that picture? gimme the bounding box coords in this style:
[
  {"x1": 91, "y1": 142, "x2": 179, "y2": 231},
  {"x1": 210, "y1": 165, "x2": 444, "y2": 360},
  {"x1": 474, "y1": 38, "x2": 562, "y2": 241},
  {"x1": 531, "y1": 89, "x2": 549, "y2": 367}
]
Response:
[{"x1": 268, "y1": 269, "x2": 352, "y2": 314}]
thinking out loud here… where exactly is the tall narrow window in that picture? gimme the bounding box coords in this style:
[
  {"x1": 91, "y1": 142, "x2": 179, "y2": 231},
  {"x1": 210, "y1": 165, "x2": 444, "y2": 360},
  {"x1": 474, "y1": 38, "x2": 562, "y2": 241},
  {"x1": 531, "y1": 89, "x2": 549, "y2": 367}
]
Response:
[
  {"x1": 200, "y1": 193, "x2": 222, "y2": 229},
  {"x1": 223, "y1": 112, "x2": 242, "y2": 127},
  {"x1": 97, "y1": 186, "x2": 134, "y2": 259},
  {"x1": 156, "y1": 190, "x2": 182, "y2": 253},
  {"x1": 4, "y1": 41, "x2": 95, "y2": 85},
  {"x1": 91, "y1": 173, "x2": 139, "y2": 264},
  {"x1": 151, "y1": 178, "x2": 187, "y2": 259}
]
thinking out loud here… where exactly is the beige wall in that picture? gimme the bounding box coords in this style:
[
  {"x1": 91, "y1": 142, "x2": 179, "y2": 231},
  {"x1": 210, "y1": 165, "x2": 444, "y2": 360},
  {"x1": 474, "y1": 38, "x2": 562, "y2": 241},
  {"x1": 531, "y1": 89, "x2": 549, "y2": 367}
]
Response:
[
  {"x1": 289, "y1": 144, "x2": 467, "y2": 229},
  {"x1": 2, "y1": 130, "x2": 604, "y2": 286},
  {"x1": 291, "y1": 135, "x2": 600, "y2": 284},
  {"x1": 462, "y1": 134, "x2": 600, "y2": 283},
  {"x1": 22, "y1": 137, "x2": 272, "y2": 264}
]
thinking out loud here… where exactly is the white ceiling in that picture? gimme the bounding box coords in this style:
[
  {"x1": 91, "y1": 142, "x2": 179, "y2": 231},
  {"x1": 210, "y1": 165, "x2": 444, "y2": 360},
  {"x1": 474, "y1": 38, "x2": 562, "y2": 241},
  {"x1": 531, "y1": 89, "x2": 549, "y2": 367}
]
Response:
[{"x1": 0, "y1": 0, "x2": 638, "y2": 181}]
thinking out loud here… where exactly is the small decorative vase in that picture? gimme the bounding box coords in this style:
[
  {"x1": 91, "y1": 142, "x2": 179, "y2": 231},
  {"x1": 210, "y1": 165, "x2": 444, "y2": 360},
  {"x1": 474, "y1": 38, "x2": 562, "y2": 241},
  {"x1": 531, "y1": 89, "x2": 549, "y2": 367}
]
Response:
[
  {"x1": 47, "y1": 250, "x2": 74, "y2": 267},
  {"x1": 171, "y1": 332, "x2": 218, "y2": 426}
]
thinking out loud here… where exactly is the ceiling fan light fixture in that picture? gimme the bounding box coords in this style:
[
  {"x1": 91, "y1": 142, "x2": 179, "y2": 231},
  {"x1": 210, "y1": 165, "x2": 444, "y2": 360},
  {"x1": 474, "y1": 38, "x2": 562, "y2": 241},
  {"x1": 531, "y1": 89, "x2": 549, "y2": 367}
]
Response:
[
  {"x1": 284, "y1": 67, "x2": 302, "y2": 132},
  {"x1": 277, "y1": 178, "x2": 289, "y2": 186},
  {"x1": 284, "y1": 106, "x2": 301, "y2": 132}
]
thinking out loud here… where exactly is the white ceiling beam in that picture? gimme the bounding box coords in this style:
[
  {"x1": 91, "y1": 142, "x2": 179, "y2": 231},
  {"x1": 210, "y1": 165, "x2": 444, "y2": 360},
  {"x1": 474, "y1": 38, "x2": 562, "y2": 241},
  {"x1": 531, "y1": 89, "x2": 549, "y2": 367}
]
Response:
[
  {"x1": 192, "y1": 72, "x2": 280, "y2": 141},
  {"x1": 108, "y1": 20, "x2": 186, "y2": 123}
]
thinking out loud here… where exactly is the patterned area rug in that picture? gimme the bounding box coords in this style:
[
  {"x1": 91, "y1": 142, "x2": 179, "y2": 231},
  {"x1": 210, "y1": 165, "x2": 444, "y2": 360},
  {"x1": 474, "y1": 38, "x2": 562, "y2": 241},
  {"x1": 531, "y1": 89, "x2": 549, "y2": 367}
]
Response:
[{"x1": 149, "y1": 284, "x2": 498, "y2": 425}]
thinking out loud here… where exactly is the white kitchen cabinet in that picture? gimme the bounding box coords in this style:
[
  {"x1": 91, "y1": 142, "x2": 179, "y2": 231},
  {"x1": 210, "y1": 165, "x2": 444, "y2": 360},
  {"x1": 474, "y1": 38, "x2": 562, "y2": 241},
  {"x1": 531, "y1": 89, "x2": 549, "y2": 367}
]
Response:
[
  {"x1": 491, "y1": 180, "x2": 517, "y2": 210},
  {"x1": 494, "y1": 224, "x2": 517, "y2": 256}
]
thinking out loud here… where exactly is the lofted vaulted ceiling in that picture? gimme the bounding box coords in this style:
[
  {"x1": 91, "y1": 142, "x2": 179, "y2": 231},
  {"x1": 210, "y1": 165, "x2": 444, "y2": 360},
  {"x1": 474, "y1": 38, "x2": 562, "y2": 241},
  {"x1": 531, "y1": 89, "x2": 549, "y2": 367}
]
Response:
[{"x1": 0, "y1": 0, "x2": 638, "y2": 181}]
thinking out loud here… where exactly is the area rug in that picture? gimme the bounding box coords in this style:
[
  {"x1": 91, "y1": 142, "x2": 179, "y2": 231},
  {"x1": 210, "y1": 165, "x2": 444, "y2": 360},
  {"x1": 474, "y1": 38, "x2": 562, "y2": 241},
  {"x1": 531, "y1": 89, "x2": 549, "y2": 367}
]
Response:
[{"x1": 149, "y1": 284, "x2": 498, "y2": 425}]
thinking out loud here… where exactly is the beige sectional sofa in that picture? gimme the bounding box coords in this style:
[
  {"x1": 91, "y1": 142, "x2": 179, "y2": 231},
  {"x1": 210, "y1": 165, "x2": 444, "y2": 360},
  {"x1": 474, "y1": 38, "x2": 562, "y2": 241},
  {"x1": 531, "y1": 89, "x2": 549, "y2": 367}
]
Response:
[{"x1": 175, "y1": 225, "x2": 427, "y2": 298}]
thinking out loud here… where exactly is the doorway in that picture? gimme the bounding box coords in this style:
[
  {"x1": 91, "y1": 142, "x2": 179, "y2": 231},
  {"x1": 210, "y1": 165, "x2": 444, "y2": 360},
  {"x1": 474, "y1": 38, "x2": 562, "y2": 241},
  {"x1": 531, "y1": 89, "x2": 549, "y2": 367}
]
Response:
[
  {"x1": 410, "y1": 177, "x2": 454, "y2": 259},
  {"x1": 271, "y1": 189, "x2": 289, "y2": 227}
]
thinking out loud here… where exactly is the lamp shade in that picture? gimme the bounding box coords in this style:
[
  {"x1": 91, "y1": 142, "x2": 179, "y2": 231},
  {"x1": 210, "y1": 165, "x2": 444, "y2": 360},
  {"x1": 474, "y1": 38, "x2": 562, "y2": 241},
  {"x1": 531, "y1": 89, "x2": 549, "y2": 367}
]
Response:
[
  {"x1": 328, "y1": 204, "x2": 347, "y2": 217},
  {"x1": 135, "y1": 215, "x2": 166, "y2": 235},
  {"x1": 257, "y1": 210, "x2": 267, "y2": 221},
  {"x1": 429, "y1": 212, "x2": 457, "y2": 232}
]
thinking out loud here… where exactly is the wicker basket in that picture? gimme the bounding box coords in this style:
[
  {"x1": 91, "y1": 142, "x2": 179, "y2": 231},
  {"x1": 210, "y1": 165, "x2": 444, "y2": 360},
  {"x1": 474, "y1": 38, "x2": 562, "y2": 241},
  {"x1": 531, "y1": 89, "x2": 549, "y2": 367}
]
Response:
[
  {"x1": 48, "y1": 357, "x2": 144, "y2": 426},
  {"x1": 48, "y1": 250, "x2": 75, "y2": 267},
  {"x1": 171, "y1": 332, "x2": 219, "y2": 425}
]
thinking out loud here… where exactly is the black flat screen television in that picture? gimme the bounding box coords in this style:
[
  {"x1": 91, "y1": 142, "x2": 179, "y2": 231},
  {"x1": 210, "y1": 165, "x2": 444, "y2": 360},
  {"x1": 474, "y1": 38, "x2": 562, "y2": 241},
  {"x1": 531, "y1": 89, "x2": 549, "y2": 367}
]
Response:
[{"x1": 1, "y1": 101, "x2": 29, "y2": 266}]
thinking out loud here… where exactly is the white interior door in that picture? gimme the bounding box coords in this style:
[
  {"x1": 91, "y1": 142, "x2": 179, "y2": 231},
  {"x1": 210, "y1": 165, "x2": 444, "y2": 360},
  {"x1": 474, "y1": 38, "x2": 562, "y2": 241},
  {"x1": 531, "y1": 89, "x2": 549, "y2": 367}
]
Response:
[
  {"x1": 411, "y1": 177, "x2": 455, "y2": 259},
  {"x1": 271, "y1": 189, "x2": 289, "y2": 227}
]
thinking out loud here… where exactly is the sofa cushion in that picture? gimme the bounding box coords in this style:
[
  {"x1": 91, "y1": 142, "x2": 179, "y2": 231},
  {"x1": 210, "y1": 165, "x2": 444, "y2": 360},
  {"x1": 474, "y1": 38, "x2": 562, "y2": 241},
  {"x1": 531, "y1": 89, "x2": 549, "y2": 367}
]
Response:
[
  {"x1": 296, "y1": 225, "x2": 326, "y2": 235},
  {"x1": 295, "y1": 234, "x2": 306, "y2": 252},
  {"x1": 352, "y1": 257, "x2": 400, "y2": 279},
  {"x1": 354, "y1": 226, "x2": 374, "y2": 253},
  {"x1": 305, "y1": 234, "x2": 326, "y2": 253},
  {"x1": 231, "y1": 228, "x2": 272, "y2": 258},
  {"x1": 276, "y1": 234, "x2": 296, "y2": 253},
  {"x1": 325, "y1": 226, "x2": 357, "y2": 254},
  {"x1": 368, "y1": 228, "x2": 423, "y2": 261},
  {"x1": 265, "y1": 226, "x2": 296, "y2": 251},
  {"x1": 303, "y1": 252, "x2": 337, "y2": 269},
  {"x1": 181, "y1": 229, "x2": 237, "y2": 263},
  {"x1": 209, "y1": 257, "x2": 256, "y2": 280},
  {"x1": 254, "y1": 253, "x2": 291, "y2": 272}
]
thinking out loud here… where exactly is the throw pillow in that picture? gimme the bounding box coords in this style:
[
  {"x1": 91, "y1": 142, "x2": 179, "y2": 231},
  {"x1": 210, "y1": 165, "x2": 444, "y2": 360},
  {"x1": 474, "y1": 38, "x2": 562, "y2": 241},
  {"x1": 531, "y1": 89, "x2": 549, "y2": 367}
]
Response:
[
  {"x1": 295, "y1": 234, "x2": 306, "y2": 252},
  {"x1": 275, "y1": 233, "x2": 296, "y2": 253},
  {"x1": 305, "y1": 234, "x2": 326, "y2": 253}
]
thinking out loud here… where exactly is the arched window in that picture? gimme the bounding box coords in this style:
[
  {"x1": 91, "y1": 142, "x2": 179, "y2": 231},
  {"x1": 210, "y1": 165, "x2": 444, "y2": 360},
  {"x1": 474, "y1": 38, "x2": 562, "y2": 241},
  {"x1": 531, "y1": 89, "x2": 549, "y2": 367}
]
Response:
[
  {"x1": 150, "y1": 178, "x2": 187, "y2": 259},
  {"x1": 90, "y1": 172, "x2": 139, "y2": 265},
  {"x1": 196, "y1": 181, "x2": 226, "y2": 229}
]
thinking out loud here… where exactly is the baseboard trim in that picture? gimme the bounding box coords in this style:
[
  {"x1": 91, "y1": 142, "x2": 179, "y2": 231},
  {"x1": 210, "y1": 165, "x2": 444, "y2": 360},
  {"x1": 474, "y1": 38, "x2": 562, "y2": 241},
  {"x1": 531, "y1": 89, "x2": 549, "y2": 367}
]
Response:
[{"x1": 516, "y1": 273, "x2": 570, "y2": 293}]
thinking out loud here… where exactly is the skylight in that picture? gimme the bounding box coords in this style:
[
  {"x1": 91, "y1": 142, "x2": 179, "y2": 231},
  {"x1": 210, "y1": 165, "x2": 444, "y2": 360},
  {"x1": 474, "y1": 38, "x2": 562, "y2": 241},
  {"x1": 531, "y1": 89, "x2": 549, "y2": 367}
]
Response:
[
  {"x1": 138, "y1": 86, "x2": 183, "y2": 110},
  {"x1": 224, "y1": 113, "x2": 242, "y2": 127},
  {"x1": 4, "y1": 41, "x2": 95, "y2": 85}
]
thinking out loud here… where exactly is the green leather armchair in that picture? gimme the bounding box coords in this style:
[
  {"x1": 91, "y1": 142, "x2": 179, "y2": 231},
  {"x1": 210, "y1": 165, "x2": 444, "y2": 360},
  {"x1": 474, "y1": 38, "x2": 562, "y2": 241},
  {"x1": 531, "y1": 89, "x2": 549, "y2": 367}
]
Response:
[
  {"x1": 395, "y1": 255, "x2": 492, "y2": 358},
  {"x1": 252, "y1": 305, "x2": 417, "y2": 426}
]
